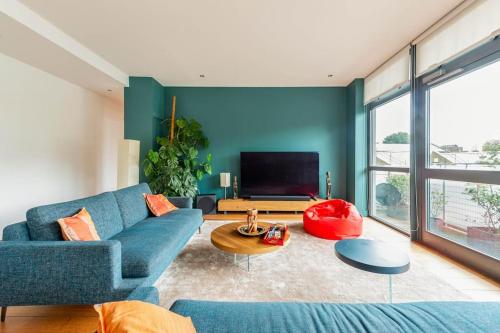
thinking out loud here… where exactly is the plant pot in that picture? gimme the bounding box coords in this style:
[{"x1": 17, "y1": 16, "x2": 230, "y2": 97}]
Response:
[
  {"x1": 467, "y1": 227, "x2": 500, "y2": 242},
  {"x1": 431, "y1": 217, "x2": 446, "y2": 230},
  {"x1": 386, "y1": 204, "x2": 410, "y2": 221}
]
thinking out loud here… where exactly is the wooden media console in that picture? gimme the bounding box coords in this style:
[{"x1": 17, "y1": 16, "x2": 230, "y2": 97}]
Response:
[{"x1": 217, "y1": 198, "x2": 324, "y2": 213}]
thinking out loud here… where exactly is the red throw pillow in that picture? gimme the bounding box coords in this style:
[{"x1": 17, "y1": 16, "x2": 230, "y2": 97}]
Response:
[{"x1": 144, "y1": 194, "x2": 178, "y2": 217}]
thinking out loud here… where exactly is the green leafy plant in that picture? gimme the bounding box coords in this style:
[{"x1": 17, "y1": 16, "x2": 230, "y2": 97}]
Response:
[
  {"x1": 143, "y1": 117, "x2": 212, "y2": 197},
  {"x1": 464, "y1": 184, "x2": 500, "y2": 233},
  {"x1": 383, "y1": 132, "x2": 409, "y2": 144},
  {"x1": 430, "y1": 189, "x2": 446, "y2": 219},
  {"x1": 386, "y1": 173, "x2": 410, "y2": 206},
  {"x1": 480, "y1": 139, "x2": 500, "y2": 167}
]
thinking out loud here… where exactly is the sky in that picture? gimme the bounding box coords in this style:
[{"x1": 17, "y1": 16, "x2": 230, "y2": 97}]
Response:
[{"x1": 374, "y1": 59, "x2": 500, "y2": 152}]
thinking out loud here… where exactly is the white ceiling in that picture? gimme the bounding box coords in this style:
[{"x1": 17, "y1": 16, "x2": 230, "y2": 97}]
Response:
[{"x1": 18, "y1": 0, "x2": 460, "y2": 87}]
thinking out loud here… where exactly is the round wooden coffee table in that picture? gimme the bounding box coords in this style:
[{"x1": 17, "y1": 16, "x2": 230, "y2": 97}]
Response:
[{"x1": 211, "y1": 222, "x2": 291, "y2": 271}]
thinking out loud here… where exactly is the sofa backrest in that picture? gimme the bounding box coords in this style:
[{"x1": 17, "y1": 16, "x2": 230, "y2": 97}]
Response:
[
  {"x1": 26, "y1": 192, "x2": 124, "y2": 241},
  {"x1": 112, "y1": 183, "x2": 152, "y2": 228}
]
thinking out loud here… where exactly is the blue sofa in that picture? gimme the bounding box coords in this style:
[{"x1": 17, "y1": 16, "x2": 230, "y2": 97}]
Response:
[
  {"x1": 170, "y1": 300, "x2": 500, "y2": 332},
  {"x1": 0, "y1": 183, "x2": 203, "y2": 319}
]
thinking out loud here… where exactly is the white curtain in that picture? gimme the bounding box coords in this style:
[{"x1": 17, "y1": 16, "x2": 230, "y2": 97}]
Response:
[
  {"x1": 416, "y1": 0, "x2": 500, "y2": 76},
  {"x1": 364, "y1": 46, "x2": 410, "y2": 104}
]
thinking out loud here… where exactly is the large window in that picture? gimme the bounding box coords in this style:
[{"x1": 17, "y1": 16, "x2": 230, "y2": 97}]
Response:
[
  {"x1": 420, "y1": 54, "x2": 500, "y2": 269},
  {"x1": 365, "y1": 3, "x2": 499, "y2": 280},
  {"x1": 428, "y1": 60, "x2": 500, "y2": 171},
  {"x1": 369, "y1": 93, "x2": 411, "y2": 233}
]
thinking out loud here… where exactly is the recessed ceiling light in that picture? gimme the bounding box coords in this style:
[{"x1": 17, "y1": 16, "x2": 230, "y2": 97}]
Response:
[
  {"x1": 328, "y1": 74, "x2": 334, "y2": 78},
  {"x1": 199, "y1": 74, "x2": 205, "y2": 78}
]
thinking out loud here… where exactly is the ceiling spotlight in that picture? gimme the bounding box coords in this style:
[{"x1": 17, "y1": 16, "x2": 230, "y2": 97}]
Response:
[
  {"x1": 328, "y1": 74, "x2": 334, "y2": 78},
  {"x1": 199, "y1": 74, "x2": 205, "y2": 78}
]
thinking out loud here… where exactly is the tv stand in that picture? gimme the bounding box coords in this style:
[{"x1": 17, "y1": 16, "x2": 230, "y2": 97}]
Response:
[
  {"x1": 249, "y1": 195, "x2": 311, "y2": 201},
  {"x1": 218, "y1": 198, "x2": 323, "y2": 213}
]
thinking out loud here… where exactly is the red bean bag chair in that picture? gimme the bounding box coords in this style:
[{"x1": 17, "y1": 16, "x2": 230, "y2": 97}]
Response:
[{"x1": 303, "y1": 199, "x2": 363, "y2": 240}]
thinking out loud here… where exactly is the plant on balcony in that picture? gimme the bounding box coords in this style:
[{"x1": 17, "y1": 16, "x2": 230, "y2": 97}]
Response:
[
  {"x1": 430, "y1": 189, "x2": 446, "y2": 220},
  {"x1": 143, "y1": 117, "x2": 212, "y2": 197},
  {"x1": 464, "y1": 184, "x2": 499, "y2": 235},
  {"x1": 386, "y1": 173, "x2": 410, "y2": 220}
]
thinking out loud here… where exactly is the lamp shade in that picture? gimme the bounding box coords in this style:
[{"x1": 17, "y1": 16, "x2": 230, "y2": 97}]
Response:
[
  {"x1": 220, "y1": 172, "x2": 231, "y2": 187},
  {"x1": 117, "y1": 139, "x2": 140, "y2": 189}
]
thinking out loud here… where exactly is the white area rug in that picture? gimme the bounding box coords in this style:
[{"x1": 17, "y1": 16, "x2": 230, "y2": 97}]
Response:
[{"x1": 156, "y1": 220, "x2": 470, "y2": 308}]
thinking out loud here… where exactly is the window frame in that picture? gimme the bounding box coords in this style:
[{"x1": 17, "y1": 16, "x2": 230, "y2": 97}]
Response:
[
  {"x1": 415, "y1": 37, "x2": 500, "y2": 279},
  {"x1": 367, "y1": 86, "x2": 412, "y2": 235}
]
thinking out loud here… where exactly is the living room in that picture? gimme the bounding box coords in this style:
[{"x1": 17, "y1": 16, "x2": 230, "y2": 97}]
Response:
[{"x1": 0, "y1": 1, "x2": 499, "y2": 332}]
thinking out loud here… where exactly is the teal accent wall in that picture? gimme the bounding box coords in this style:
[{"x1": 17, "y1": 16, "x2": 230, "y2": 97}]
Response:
[
  {"x1": 164, "y1": 87, "x2": 347, "y2": 200},
  {"x1": 124, "y1": 77, "x2": 166, "y2": 182},
  {"x1": 346, "y1": 79, "x2": 368, "y2": 215}
]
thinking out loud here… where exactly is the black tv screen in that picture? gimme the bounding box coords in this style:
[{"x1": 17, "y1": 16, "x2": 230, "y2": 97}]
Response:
[{"x1": 240, "y1": 152, "x2": 319, "y2": 197}]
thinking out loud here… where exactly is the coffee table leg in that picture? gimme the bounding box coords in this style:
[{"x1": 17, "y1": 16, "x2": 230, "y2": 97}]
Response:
[
  {"x1": 247, "y1": 255, "x2": 250, "y2": 271},
  {"x1": 388, "y1": 275, "x2": 393, "y2": 304},
  {"x1": 234, "y1": 254, "x2": 237, "y2": 264}
]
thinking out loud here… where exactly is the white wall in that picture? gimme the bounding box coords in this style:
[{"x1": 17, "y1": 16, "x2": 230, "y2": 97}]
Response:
[{"x1": 0, "y1": 52, "x2": 123, "y2": 237}]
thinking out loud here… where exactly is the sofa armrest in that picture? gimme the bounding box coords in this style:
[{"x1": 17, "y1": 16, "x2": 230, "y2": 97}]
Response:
[
  {"x1": 0, "y1": 240, "x2": 122, "y2": 305},
  {"x1": 167, "y1": 196, "x2": 193, "y2": 209},
  {"x1": 2, "y1": 221, "x2": 30, "y2": 241}
]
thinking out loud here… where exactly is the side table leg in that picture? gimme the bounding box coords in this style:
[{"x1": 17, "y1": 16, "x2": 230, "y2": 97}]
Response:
[{"x1": 388, "y1": 275, "x2": 393, "y2": 304}]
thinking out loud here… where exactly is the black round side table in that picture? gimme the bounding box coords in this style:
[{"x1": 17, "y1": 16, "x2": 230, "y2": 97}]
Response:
[{"x1": 334, "y1": 239, "x2": 410, "y2": 303}]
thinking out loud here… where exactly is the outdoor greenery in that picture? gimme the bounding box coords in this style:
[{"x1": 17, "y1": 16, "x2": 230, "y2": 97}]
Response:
[
  {"x1": 386, "y1": 173, "x2": 410, "y2": 206},
  {"x1": 383, "y1": 131, "x2": 409, "y2": 144},
  {"x1": 430, "y1": 189, "x2": 446, "y2": 219},
  {"x1": 480, "y1": 139, "x2": 500, "y2": 166},
  {"x1": 143, "y1": 117, "x2": 212, "y2": 197},
  {"x1": 465, "y1": 184, "x2": 500, "y2": 233}
]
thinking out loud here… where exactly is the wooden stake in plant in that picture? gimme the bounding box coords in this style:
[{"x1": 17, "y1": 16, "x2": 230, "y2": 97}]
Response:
[{"x1": 169, "y1": 96, "x2": 176, "y2": 143}]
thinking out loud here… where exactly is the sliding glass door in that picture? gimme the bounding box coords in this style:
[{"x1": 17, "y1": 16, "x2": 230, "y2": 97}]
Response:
[
  {"x1": 369, "y1": 92, "x2": 411, "y2": 233},
  {"x1": 417, "y1": 45, "x2": 500, "y2": 277}
]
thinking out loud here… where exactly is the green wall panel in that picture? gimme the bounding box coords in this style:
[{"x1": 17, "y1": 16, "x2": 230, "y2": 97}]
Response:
[
  {"x1": 163, "y1": 87, "x2": 347, "y2": 200},
  {"x1": 346, "y1": 79, "x2": 368, "y2": 215},
  {"x1": 124, "y1": 77, "x2": 166, "y2": 182}
]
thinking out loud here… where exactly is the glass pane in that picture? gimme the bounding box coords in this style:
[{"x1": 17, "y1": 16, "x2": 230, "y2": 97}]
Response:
[
  {"x1": 427, "y1": 179, "x2": 499, "y2": 259},
  {"x1": 373, "y1": 93, "x2": 410, "y2": 167},
  {"x1": 428, "y1": 60, "x2": 500, "y2": 170},
  {"x1": 371, "y1": 170, "x2": 410, "y2": 232}
]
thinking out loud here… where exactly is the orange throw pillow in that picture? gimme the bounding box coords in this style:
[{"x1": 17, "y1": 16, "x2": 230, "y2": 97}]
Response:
[
  {"x1": 57, "y1": 207, "x2": 100, "y2": 241},
  {"x1": 94, "y1": 300, "x2": 196, "y2": 333},
  {"x1": 144, "y1": 194, "x2": 178, "y2": 217}
]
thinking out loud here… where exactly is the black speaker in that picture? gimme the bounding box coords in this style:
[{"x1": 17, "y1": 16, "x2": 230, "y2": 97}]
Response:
[{"x1": 196, "y1": 194, "x2": 217, "y2": 214}]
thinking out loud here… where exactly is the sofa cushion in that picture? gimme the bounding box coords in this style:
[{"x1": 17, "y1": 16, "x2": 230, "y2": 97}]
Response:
[
  {"x1": 111, "y1": 209, "x2": 203, "y2": 278},
  {"x1": 27, "y1": 192, "x2": 124, "y2": 241},
  {"x1": 170, "y1": 300, "x2": 500, "y2": 333},
  {"x1": 113, "y1": 183, "x2": 152, "y2": 228}
]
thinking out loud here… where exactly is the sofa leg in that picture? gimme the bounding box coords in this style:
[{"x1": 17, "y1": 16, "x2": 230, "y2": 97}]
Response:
[{"x1": 1, "y1": 306, "x2": 6, "y2": 322}]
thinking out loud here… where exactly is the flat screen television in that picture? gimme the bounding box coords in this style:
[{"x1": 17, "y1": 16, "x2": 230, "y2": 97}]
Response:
[{"x1": 240, "y1": 152, "x2": 319, "y2": 197}]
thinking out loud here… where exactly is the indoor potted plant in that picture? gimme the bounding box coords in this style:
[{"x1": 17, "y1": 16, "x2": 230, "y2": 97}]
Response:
[{"x1": 143, "y1": 117, "x2": 212, "y2": 197}]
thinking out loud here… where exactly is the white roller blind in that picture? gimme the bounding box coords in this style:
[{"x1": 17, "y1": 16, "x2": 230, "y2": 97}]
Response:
[
  {"x1": 416, "y1": 0, "x2": 500, "y2": 76},
  {"x1": 364, "y1": 46, "x2": 410, "y2": 104}
]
